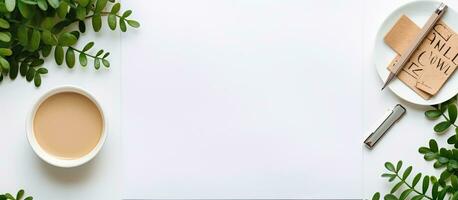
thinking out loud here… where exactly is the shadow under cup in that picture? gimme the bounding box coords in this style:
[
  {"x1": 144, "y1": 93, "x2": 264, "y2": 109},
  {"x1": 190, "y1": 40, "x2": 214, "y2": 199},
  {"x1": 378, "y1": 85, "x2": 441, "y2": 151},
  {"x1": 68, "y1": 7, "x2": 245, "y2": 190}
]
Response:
[{"x1": 26, "y1": 86, "x2": 107, "y2": 168}]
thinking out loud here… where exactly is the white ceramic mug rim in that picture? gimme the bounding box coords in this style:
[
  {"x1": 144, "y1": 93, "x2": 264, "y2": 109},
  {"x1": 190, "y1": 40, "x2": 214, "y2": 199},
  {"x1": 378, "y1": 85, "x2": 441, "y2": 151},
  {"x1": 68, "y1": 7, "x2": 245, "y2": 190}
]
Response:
[{"x1": 26, "y1": 85, "x2": 107, "y2": 168}]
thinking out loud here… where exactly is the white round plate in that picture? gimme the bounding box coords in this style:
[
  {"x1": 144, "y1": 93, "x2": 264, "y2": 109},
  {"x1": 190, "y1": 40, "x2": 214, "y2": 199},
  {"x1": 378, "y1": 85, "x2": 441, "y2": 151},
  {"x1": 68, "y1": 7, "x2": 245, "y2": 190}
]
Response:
[{"x1": 374, "y1": 0, "x2": 458, "y2": 105}]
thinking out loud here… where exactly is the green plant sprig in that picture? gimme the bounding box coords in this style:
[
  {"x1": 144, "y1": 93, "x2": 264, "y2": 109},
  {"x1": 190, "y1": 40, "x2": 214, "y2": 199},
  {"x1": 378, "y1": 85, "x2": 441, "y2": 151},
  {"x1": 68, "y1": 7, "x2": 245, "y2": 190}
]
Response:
[
  {"x1": 372, "y1": 160, "x2": 452, "y2": 200},
  {"x1": 419, "y1": 139, "x2": 458, "y2": 187},
  {"x1": 0, "y1": 0, "x2": 140, "y2": 87},
  {"x1": 425, "y1": 96, "x2": 458, "y2": 133},
  {"x1": 0, "y1": 189, "x2": 33, "y2": 200},
  {"x1": 372, "y1": 95, "x2": 458, "y2": 199},
  {"x1": 373, "y1": 138, "x2": 458, "y2": 199}
]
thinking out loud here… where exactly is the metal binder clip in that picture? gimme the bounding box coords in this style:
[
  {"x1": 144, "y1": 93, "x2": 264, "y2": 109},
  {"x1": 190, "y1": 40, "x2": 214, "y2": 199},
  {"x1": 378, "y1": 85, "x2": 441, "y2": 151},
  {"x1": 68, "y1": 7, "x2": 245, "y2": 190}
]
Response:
[{"x1": 364, "y1": 104, "x2": 406, "y2": 149}]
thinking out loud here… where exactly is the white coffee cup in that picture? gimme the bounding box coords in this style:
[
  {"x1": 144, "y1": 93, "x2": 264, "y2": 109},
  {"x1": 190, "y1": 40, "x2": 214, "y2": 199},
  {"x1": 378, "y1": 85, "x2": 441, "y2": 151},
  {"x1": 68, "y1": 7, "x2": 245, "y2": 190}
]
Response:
[{"x1": 26, "y1": 85, "x2": 107, "y2": 168}]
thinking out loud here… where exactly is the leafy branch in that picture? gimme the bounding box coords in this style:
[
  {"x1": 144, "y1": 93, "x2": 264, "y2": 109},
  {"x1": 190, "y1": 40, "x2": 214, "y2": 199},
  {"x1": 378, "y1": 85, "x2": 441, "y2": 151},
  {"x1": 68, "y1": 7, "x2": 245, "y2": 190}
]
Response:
[
  {"x1": 0, "y1": 0, "x2": 140, "y2": 87},
  {"x1": 373, "y1": 160, "x2": 443, "y2": 200},
  {"x1": 425, "y1": 96, "x2": 458, "y2": 133},
  {"x1": 0, "y1": 189, "x2": 33, "y2": 200}
]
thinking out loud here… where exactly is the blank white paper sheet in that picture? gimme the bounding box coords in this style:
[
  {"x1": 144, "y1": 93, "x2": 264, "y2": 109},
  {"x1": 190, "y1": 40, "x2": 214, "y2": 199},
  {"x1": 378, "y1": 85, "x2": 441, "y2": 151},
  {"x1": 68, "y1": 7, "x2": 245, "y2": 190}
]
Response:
[{"x1": 122, "y1": 0, "x2": 363, "y2": 199}]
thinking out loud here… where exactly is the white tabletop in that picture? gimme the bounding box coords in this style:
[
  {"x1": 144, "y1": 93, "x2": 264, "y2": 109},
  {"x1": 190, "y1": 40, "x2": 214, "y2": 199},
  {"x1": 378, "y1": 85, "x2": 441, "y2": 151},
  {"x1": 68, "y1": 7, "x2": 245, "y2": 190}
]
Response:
[{"x1": 0, "y1": 0, "x2": 456, "y2": 199}]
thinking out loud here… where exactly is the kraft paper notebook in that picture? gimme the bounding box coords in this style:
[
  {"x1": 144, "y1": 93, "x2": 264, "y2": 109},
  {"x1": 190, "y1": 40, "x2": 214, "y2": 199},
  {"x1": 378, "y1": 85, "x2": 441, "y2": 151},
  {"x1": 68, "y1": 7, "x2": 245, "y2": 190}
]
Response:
[{"x1": 121, "y1": 0, "x2": 364, "y2": 199}]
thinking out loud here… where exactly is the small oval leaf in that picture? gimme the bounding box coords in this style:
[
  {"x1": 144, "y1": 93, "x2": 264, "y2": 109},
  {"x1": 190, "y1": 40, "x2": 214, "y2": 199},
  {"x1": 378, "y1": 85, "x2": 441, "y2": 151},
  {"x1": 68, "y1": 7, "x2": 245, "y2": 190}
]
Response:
[
  {"x1": 65, "y1": 48, "x2": 75, "y2": 68},
  {"x1": 54, "y1": 45, "x2": 64, "y2": 65},
  {"x1": 434, "y1": 121, "x2": 452, "y2": 133},
  {"x1": 92, "y1": 14, "x2": 102, "y2": 32}
]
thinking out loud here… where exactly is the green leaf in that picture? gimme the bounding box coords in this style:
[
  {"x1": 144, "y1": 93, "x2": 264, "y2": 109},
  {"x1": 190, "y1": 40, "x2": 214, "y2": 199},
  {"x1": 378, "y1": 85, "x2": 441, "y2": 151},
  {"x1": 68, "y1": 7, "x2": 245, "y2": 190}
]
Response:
[
  {"x1": 26, "y1": 67, "x2": 35, "y2": 81},
  {"x1": 16, "y1": 189, "x2": 24, "y2": 200},
  {"x1": 5, "y1": 0, "x2": 16, "y2": 12},
  {"x1": 20, "y1": 61, "x2": 29, "y2": 76},
  {"x1": 94, "y1": 0, "x2": 108, "y2": 13},
  {"x1": 77, "y1": 0, "x2": 89, "y2": 7},
  {"x1": 102, "y1": 59, "x2": 110, "y2": 68},
  {"x1": 58, "y1": 32, "x2": 77, "y2": 46},
  {"x1": 434, "y1": 121, "x2": 451, "y2": 132},
  {"x1": 78, "y1": 21, "x2": 86, "y2": 33},
  {"x1": 92, "y1": 13, "x2": 102, "y2": 32},
  {"x1": 103, "y1": 52, "x2": 110, "y2": 58},
  {"x1": 382, "y1": 173, "x2": 396, "y2": 181},
  {"x1": 108, "y1": 14, "x2": 116, "y2": 30},
  {"x1": 37, "y1": 68, "x2": 47, "y2": 74},
  {"x1": 18, "y1": 0, "x2": 33, "y2": 18},
  {"x1": 0, "y1": 56, "x2": 9, "y2": 72},
  {"x1": 418, "y1": 147, "x2": 430, "y2": 154},
  {"x1": 438, "y1": 189, "x2": 447, "y2": 200},
  {"x1": 440, "y1": 170, "x2": 452, "y2": 181},
  {"x1": 391, "y1": 181, "x2": 403, "y2": 193},
  {"x1": 29, "y1": 29, "x2": 41, "y2": 51},
  {"x1": 412, "y1": 195, "x2": 423, "y2": 200},
  {"x1": 425, "y1": 110, "x2": 442, "y2": 119},
  {"x1": 83, "y1": 42, "x2": 94, "y2": 52},
  {"x1": 47, "y1": 0, "x2": 59, "y2": 8},
  {"x1": 37, "y1": 0, "x2": 48, "y2": 10},
  {"x1": 76, "y1": 5, "x2": 86, "y2": 21},
  {"x1": 382, "y1": 173, "x2": 394, "y2": 177},
  {"x1": 54, "y1": 45, "x2": 64, "y2": 65},
  {"x1": 402, "y1": 166, "x2": 412, "y2": 180},
  {"x1": 21, "y1": 0, "x2": 37, "y2": 5},
  {"x1": 452, "y1": 175, "x2": 458, "y2": 190},
  {"x1": 384, "y1": 194, "x2": 398, "y2": 200},
  {"x1": 94, "y1": 58, "x2": 100, "y2": 69},
  {"x1": 453, "y1": 192, "x2": 458, "y2": 200},
  {"x1": 18, "y1": 26, "x2": 28, "y2": 46},
  {"x1": 0, "y1": 18, "x2": 10, "y2": 29},
  {"x1": 68, "y1": 31, "x2": 79, "y2": 40},
  {"x1": 440, "y1": 148, "x2": 451, "y2": 157},
  {"x1": 79, "y1": 53, "x2": 87, "y2": 66},
  {"x1": 399, "y1": 189, "x2": 414, "y2": 200},
  {"x1": 127, "y1": 20, "x2": 140, "y2": 28},
  {"x1": 372, "y1": 192, "x2": 380, "y2": 200},
  {"x1": 111, "y1": 3, "x2": 120, "y2": 14},
  {"x1": 34, "y1": 73, "x2": 41, "y2": 86},
  {"x1": 448, "y1": 135, "x2": 457, "y2": 145},
  {"x1": 449, "y1": 160, "x2": 458, "y2": 169},
  {"x1": 120, "y1": 18, "x2": 126, "y2": 32},
  {"x1": 122, "y1": 10, "x2": 132, "y2": 18},
  {"x1": 430, "y1": 139, "x2": 439, "y2": 153},
  {"x1": 4, "y1": 194, "x2": 13, "y2": 200},
  {"x1": 396, "y1": 160, "x2": 403, "y2": 172},
  {"x1": 413, "y1": 173, "x2": 422, "y2": 187},
  {"x1": 0, "y1": 32, "x2": 11, "y2": 42},
  {"x1": 30, "y1": 59, "x2": 44, "y2": 67},
  {"x1": 42, "y1": 45, "x2": 52, "y2": 57},
  {"x1": 422, "y1": 176, "x2": 429, "y2": 194},
  {"x1": 24, "y1": 197, "x2": 33, "y2": 200},
  {"x1": 434, "y1": 161, "x2": 444, "y2": 168},
  {"x1": 450, "y1": 104, "x2": 458, "y2": 123},
  {"x1": 385, "y1": 162, "x2": 396, "y2": 172},
  {"x1": 65, "y1": 48, "x2": 75, "y2": 68},
  {"x1": 424, "y1": 152, "x2": 437, "y2": 160},
  {"x1": 432, "y1": 183, "x2": 439, "y2": 200},
  {"x1": 438, "y1": 156, "x2": 449, "y2": 164},
  {"x1": 9, "y1": 60, "x2": 18, "y2": 79},
  {"x1": 57, "y1": 1, "x2": 68, "y2": 18},
  {"x1": 41, "y1": 30, "x2": 57, "y2": 45},
  {"x1": 96, "y1": 49, "x2": 103, "y2": 57},
  {"x1": 0, "y1": 48, "x2": 12, "y2": 56}
]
